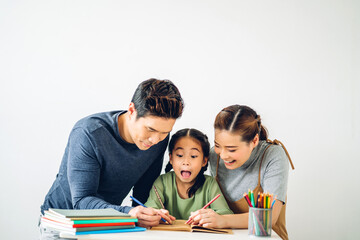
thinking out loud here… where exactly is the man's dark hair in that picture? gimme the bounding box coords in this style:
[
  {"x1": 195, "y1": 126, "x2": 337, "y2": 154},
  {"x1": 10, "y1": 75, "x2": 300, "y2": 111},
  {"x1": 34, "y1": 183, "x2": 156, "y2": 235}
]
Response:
[{"x1": 131, "y1": 78, "x2": 184, "y2": 119}]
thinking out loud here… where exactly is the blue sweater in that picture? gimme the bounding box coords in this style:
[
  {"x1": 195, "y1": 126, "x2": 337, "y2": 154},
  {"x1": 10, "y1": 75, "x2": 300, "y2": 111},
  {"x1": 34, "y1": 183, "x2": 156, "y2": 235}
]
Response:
[{"x1": 41, "y1": 111, "x2": 168, "y2": 214}]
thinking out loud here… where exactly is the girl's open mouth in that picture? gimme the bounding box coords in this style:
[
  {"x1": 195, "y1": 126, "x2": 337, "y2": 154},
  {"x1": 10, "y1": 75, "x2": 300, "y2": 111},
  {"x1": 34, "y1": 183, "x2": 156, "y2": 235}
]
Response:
[{"x1": 181, "y1": 170, "x2": 191, "y2": 178}]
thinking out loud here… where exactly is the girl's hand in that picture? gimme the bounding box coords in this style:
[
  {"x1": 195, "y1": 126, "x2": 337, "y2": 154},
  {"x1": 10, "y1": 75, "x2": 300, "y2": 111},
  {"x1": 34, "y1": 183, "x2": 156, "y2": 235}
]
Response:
[
  {"x1": 155, "y1": 209, "x2": 176, "y2": 224},
  {"x1": 189, "y1": 209, "x2": 226, "y2": 228}
]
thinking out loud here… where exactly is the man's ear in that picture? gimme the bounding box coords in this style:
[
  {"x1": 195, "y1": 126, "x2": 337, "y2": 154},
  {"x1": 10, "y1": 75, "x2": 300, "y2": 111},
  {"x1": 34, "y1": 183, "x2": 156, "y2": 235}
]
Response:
[
  {"x1": 128, "y1": 102, "x2": 137, "y2": 119},
  {"x1": 202, "y1": 157, "x2": 208, "y2": 167}
]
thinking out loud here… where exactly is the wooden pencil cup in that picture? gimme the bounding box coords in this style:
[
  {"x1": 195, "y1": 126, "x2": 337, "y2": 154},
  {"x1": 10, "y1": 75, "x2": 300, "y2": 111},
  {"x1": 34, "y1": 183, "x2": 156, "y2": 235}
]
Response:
[{"x1": 248, "y1": 207, "x2": 272, "y2": 237}]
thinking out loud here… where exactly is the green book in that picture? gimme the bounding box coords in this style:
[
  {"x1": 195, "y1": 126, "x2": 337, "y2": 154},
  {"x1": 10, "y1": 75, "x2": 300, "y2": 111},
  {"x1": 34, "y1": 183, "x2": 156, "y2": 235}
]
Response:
[
  {"x1": 46, "y1": 208, "x2": 138, "y2": 224},
  {"x1": 49, "y1": 208, "x2": 130, "y2": 218},
  {"x1": 42, "y1": 219, "x2": 135, "y2": 232},
  {"x1": 71, "y1": 218, "x2": 138, "y2": 224}
]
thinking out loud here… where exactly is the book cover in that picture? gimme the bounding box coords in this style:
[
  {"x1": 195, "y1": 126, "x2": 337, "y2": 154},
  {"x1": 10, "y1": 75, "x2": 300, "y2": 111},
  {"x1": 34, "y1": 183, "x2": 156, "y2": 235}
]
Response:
[
  {"x1": 41, "y1": 219, "x2": 135, "y2": 233},
  {"x1": 61, "y1": 226, "x2": 147, "y2": 235},
  {"x1": 44, "y1": 211, "x2": 138, "y2": 224},
  {"x1": 42, "y1": 217, "x2": 135, "y2": 230},
  {"x1": 150, "y1": 220, "x2": 233, "y2": 234},
  {"x1": 48, "y1": 208, "x2": 130, "y2": 218}
]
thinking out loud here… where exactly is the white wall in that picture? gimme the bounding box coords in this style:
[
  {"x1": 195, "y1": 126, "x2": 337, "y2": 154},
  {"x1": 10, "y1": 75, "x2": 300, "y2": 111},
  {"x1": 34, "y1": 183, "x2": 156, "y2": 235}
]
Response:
[{"x1": 0, "y1": 1, "x2": 359, "y2": 239}]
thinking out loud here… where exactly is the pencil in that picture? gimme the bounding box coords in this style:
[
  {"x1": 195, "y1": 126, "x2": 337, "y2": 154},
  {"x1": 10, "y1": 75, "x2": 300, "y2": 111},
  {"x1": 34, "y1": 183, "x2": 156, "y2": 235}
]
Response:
[
  {"x1": 202, "y1": 194, "x2": 221, "y2": 209},
  {"x1": 250, "y1": 191, "x2": 255, "y2": 208},
  {"x1": 153, "y1": 186, "x2": 165, "y2": 209},
  {"x1": 271, "y1": 196, "x2": 277, "y2": 208},
  {"x1": 256, "y1": 193, "x2": 260, "y2": 208},
  {"x1": 259, "y1": 193, "x2": 263, "y2": 208},
  {"x1": 185, "y1": 194, "x2": 221, "y2": 224},
  {"x1": 130, "y1": 196, "x2": 167, "y2": 223},
  {"x1": 243, "y1": 193, "x2": 252, "y2": 207},
  {"x1": 263, "y1": 194, "x2": 267, "y2": 208}
]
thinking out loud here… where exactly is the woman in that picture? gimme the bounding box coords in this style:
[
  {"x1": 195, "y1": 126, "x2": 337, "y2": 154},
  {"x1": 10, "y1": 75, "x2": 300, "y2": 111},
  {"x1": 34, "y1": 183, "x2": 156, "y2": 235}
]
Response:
[{"x1": 189, "y1": 105, "x2": 294, "y2": 240}]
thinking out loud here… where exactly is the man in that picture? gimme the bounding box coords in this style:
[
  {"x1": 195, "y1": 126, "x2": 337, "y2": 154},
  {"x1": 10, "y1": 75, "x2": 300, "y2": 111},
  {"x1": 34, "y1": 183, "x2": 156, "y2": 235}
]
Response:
[{"x1": 40, "y1": 78, "x2": 184, "y2": 230}]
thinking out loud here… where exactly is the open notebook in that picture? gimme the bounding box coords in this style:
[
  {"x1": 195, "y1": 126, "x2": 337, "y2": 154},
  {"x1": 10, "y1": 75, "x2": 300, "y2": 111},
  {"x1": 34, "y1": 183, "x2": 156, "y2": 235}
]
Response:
[{"x1": 150, "y1": 220, "x2": 233, "y2": 234}]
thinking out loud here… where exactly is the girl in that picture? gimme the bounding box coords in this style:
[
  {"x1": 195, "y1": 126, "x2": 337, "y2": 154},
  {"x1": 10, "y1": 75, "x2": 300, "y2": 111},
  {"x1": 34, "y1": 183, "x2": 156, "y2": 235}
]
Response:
[
  {"x1": 188, "y1": 105, "x2": 294, "y2": 240},
  {"x1": 145, "y1": 128, "x2": 233, "y2": 220}
]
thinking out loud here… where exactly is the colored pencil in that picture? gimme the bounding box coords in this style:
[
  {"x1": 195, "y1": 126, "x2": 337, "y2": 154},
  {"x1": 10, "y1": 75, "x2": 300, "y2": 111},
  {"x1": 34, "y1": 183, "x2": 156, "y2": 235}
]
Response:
[
  {"x1": 271, "y1": 196, "x2": 277, "y2": 208},
  {"x1": 263, "y1": 194, "x2": 266, "y2": 208},
  {"x1": 185, "y1": 194, "x2": 221, "y2": 224},
  {"x1": 202, "y1": 194, "x2": 221, "y2": 209},
  {"x1": 250, "y1": 191, "x2": 256, "y2": 208},
  {"x1": 243, "y1": 193, "x2": 253, "y2": 207},
  {"x1": 153, "y1": 186, "x2": 165, "y2": 209},
  {"x1": 256, "y1": 194, "x2": 260, "y2": 208}
]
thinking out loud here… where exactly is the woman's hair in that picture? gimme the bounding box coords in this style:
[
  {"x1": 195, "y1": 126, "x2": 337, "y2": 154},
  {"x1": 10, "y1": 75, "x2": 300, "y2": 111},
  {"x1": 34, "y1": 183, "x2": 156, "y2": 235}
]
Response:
[
  {"x1": 165, "y1": 128, "x2": 210, "y2": 198},
  {"x1": 131, "y1": 78, "x2": 184, "y2": 119},
  {"x1": 214, "y1": 105, "x2": 268, "y2": 142}
]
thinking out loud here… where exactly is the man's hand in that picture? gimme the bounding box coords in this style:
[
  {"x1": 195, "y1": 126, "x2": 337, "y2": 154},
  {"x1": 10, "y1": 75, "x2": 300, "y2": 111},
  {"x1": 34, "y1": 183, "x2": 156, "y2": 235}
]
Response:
[{"x1": 128, "y1": 206, "x2": 175, "y2": 228}]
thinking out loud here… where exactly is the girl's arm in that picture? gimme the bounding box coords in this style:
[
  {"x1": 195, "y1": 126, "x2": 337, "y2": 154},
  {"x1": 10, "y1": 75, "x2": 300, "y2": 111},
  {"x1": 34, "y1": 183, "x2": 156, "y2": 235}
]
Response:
[{"x1": 190, "y1": 200, "x2": 283, "y2": 228}]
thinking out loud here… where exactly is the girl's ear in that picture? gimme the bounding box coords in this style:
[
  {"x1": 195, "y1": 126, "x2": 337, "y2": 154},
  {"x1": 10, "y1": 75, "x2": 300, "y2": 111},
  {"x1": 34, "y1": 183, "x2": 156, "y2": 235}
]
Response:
[
  {"x1": 169, "y1": 153, "x2": 173, "y2": 165},
  {"x1": 202, "y1": 157, "x2": 208, "y2": 167}
]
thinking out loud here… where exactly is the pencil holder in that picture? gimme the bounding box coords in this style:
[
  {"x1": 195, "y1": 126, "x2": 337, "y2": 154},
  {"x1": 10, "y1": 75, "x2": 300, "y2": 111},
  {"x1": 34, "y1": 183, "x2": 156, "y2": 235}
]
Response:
[{"x1": 248, "y1": 207, "x2": 272, "y2": 237}]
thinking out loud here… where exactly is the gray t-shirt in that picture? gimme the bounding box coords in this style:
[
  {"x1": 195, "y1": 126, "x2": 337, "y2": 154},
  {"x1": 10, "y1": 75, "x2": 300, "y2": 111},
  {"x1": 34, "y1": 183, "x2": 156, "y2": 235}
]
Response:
[{"x1": 209, "y1": 140, "x2": 289, "y2": 203}]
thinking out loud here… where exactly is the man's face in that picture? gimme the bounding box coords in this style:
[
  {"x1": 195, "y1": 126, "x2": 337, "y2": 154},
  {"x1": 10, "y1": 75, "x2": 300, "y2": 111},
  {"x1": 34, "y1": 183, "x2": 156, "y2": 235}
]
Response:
[{"x1": 128, "y1": 112, "x2": 176, "y2": 150}]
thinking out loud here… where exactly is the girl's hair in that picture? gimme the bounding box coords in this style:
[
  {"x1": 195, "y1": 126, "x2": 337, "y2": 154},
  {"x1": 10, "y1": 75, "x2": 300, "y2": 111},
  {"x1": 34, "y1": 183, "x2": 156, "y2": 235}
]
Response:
[
  {"x1": 165, "y1": 128, "x2": 210, "y2": 198},
  {"x1": 214, "y1": 105, "x2": 268, "y2": 143}
]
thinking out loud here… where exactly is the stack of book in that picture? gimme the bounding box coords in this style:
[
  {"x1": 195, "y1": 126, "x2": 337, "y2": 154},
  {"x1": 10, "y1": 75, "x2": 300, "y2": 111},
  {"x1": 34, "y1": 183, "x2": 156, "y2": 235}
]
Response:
[{"x1": 41, "y1": 208, "x2": 146, "y2": 235}]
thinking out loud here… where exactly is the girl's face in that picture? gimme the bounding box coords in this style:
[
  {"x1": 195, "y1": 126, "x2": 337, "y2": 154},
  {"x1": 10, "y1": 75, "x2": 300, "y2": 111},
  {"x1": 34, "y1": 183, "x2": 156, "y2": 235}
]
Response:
[
  {"x1": 214, "y1": 129, "x2": 259, "y2": 170},
  {"x1": 170, "y1": 136, "x2": 207, "y2": 185}
]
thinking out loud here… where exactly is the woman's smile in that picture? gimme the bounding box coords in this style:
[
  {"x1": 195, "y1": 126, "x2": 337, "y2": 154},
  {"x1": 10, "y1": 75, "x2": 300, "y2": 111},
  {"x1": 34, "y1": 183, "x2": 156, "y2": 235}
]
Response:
[{"x1": 223, "y1": 159, "x2": 236, "y2": 166}]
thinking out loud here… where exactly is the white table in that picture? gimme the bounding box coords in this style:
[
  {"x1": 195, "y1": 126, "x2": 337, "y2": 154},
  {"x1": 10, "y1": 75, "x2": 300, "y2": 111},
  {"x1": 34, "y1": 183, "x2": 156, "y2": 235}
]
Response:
[{"x1": 60, "y1": 229, "x2": 281, "y2": 240}]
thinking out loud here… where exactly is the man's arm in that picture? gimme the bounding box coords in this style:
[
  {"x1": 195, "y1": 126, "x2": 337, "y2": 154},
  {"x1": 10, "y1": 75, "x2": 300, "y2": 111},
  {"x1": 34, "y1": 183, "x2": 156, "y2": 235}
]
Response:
[{"x1": 67, "y1": 128, "x2": 132, "y2": 213}]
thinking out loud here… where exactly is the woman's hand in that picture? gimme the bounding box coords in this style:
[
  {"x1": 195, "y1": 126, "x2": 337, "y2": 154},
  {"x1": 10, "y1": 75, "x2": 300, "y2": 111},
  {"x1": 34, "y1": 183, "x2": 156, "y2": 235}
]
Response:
[
  {"x1": 188, "y1": 209, "x2": 227, "y2": 228},
  {"x1": 128, "y1": 206, "x2": 175, "y2": 227}
]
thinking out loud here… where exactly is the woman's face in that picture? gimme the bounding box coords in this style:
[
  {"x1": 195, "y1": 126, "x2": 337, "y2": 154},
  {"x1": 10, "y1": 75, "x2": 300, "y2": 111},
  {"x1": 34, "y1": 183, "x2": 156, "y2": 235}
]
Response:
[{"x1": 214, "y1": 129, "x2": 258, "y2": 170}]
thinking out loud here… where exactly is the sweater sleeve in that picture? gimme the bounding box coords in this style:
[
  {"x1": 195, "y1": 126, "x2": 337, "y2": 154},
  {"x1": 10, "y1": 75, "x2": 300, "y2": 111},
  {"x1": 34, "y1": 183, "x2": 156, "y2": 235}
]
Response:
[
  {"x1": 207, "y1": 177, "x2": 233, "y2": 215},
  {"x1": 67, "y1": 128, "x2": 132, "y2": 213},
  {"x1": 261, "y1": 145, "x2": 289, "y2": 204}
]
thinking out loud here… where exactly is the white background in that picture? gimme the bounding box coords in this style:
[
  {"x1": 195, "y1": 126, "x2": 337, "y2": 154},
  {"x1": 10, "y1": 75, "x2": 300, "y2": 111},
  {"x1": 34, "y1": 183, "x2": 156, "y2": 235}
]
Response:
[{"x1": 0, "y1": 1, "x2": 359, "y2": 239}]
